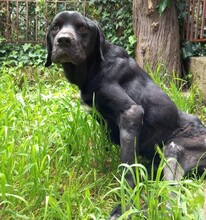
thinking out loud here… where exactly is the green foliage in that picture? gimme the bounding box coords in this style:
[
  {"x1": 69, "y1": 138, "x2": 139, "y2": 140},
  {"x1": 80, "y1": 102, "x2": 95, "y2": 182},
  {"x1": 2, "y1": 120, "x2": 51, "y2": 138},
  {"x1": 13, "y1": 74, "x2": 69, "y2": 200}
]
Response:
[
  {"x1": 181, "y1": 41, "x2": 206, "y2": 59},
  {"x1": 0, "y1": 43, "x2": 46, "y2": 70},
  {"x1": 176, "y1": 1, "x2": 206, "y2": 59},
  {"x1": 157, "y1": 0, "x2": 182, "y2": 15},
  {"x1": 87, "y1": 0, "x2": 135, "y2": 56},
  {"x1": 0, "y1": 65, "x2": 205, "y2": 219},
  {"x1": 157, "y1": 0, "x2": 171, "y2": 15}
]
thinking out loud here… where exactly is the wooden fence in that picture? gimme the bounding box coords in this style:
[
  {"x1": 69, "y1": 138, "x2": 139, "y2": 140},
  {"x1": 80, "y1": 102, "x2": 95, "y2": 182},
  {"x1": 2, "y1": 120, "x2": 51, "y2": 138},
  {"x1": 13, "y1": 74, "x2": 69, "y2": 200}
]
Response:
[
  {"x1": 0, "y1": 0, "x2": 87, "y2": 44},
  {"x1": 183, "y1": 0, "x2": 206, "y2": 42}
]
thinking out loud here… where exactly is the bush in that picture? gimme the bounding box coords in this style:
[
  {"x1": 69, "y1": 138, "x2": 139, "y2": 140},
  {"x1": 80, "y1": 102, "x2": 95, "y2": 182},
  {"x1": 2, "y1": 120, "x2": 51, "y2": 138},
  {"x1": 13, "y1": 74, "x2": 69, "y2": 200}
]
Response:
[{"x1": 0, "y1": 43, "x2": 46, "y2": 69}]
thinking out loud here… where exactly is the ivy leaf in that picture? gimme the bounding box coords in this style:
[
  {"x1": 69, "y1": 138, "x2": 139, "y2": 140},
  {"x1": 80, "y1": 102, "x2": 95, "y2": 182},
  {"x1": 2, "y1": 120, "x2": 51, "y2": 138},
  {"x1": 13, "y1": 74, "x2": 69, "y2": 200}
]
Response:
[
  {"x1": 22, "y1": 43, "x2": 31, "y2": 52},
  {"x1": 128, "y1": 35, "x2": 137, "y2": 46},
  {"x1": 157, "y1": 0, "x2": 171, "y2": 15}
]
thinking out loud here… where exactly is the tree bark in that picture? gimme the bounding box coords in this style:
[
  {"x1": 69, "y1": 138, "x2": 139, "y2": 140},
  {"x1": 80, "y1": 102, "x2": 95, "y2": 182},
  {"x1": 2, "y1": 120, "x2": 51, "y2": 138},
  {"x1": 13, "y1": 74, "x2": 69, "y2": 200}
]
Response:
[{"x1": 133, "y1": 0, "x2": 181, "y2": 76}]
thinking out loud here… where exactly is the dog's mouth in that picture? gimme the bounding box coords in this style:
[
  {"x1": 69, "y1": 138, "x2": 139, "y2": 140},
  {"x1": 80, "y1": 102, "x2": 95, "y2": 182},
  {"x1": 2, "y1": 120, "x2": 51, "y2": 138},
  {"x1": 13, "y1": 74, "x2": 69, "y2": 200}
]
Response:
[{"x1": 51, "y1": 46, "x2": 86, "y2": 65}]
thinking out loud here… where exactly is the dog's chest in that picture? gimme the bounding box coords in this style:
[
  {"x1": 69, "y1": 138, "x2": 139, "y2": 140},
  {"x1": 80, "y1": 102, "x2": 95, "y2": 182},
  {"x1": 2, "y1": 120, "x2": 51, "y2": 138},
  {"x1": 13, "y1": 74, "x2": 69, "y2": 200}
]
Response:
[
  {"x1": 80, "y1": 77, "x2": 102, "y2": 107},
  {"x1": 80, "y1": 84, "x2": 99, "y2": 107},
  {"x1": 81, "y1": 91, "x2": 93, "y2": 107}
]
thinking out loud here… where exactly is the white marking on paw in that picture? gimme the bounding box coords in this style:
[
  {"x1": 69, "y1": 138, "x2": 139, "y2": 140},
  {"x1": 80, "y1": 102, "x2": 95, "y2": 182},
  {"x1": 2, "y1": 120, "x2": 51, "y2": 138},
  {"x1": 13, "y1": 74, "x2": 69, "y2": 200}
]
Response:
[{"x1": 170, "y1": 142, "x2": 181, "y2": 150}]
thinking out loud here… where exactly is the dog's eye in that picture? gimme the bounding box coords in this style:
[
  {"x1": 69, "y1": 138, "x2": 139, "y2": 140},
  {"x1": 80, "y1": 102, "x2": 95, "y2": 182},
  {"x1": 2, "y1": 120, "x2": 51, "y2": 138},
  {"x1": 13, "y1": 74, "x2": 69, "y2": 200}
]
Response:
[
  {"x1": 78, "y1": 25, "x2": 87, "y2": 32},
  {"x1": 52, "y1": 25, "x2": 59, "y2": 32}
]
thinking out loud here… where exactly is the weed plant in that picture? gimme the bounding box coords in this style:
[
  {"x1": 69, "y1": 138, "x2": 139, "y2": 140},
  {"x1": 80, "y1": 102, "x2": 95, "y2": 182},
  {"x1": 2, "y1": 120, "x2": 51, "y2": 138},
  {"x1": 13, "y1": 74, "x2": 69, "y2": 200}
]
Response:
[{"x1": 0, "y1": 64, "x2": 206, "y2": 219}]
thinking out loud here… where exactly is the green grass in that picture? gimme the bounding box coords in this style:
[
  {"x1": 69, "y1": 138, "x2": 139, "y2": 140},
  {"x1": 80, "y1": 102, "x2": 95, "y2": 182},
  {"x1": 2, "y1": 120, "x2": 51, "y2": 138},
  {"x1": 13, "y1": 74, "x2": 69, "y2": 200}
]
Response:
[{"x1": 0, "y1": 65, "x2": 206, "y2": 219}]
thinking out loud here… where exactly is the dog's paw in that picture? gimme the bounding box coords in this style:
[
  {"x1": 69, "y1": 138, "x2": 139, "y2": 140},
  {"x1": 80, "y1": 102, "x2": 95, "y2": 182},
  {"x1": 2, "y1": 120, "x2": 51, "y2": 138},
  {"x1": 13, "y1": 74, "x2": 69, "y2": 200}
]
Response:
[{"x1": 108, "y1": 204, "x2": 122, "y2": 220}]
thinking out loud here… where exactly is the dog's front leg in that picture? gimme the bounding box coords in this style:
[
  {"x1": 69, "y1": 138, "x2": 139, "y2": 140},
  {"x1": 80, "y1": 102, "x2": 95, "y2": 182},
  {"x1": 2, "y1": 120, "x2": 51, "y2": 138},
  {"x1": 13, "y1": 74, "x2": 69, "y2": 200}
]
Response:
[
  {"x1": 119, "y1": 104, "x2": 144, "y2": 188},
  {"x1": 109, "y1": 105, "x2": 144, "y2": 220}
]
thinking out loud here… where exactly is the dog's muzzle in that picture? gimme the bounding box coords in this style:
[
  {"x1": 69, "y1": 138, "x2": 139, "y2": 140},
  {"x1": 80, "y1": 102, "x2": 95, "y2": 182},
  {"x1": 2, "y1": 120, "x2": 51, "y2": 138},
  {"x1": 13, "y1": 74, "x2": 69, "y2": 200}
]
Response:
[{"x1": 51, "y1": 31, "x2": 85, "y2": 65}]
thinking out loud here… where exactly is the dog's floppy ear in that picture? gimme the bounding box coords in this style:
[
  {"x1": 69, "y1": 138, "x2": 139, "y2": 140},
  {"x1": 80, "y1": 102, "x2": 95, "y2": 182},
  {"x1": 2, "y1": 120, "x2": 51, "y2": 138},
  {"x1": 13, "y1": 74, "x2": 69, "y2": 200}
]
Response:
[
  {"x1": 45, "y1": 31, "x2": 53, "y2": 67},
  {"x1": 94, "y1": 22, "x2": 106, "y2": 61}
]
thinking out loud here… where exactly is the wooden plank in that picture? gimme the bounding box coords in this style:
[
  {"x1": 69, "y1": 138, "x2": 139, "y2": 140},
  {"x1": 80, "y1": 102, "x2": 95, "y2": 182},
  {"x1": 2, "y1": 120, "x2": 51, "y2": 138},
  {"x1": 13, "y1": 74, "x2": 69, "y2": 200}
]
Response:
[
  {"x1": 190, "y1": 0, "x2": 196, "y2": 40},
  {"x1": 26, "y1": 0, "x2": 28, "y2": 41},
  {"x1": 195, "y1": 0, "x2": 201, "y2": 39},
  {"x1": 200, "y1": 0, "x2": 206, "y2": 38},
  {"x1": 16, "y1": 0, "x2": 19, "y2": 41}
]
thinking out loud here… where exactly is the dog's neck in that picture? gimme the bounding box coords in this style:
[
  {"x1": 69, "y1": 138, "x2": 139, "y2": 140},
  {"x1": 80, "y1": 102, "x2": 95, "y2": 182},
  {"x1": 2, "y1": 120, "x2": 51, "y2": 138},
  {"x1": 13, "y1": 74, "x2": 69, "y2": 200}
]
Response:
[
  {"x1": 62, "y1": 57, "x2": 100, "y2": 90},
  {"x1": 62, "y1": 63, "x2": 85, "y2": 88}
]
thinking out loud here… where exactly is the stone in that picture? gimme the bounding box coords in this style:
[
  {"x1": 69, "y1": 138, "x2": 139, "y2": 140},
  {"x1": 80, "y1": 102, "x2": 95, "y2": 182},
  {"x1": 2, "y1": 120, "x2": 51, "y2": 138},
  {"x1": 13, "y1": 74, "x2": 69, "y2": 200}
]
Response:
[{"x1": 189, "y1": 57, "x2": 206, "y2": 103}]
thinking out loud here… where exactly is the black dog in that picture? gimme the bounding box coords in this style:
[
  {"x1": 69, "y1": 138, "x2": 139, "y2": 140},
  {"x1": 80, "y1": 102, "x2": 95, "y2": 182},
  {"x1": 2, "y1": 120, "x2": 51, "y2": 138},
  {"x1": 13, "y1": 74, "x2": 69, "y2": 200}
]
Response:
[{"x1": 45, "y1": 11, "x2": 206, "y2": 219}]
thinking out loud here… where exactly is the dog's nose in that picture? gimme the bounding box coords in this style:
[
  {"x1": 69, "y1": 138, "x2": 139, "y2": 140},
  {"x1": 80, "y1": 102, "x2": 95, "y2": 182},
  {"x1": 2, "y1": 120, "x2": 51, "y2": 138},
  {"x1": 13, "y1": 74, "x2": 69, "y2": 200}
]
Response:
[{"x1": 57, "y1": 36, "x2": 71, "y2": 45}]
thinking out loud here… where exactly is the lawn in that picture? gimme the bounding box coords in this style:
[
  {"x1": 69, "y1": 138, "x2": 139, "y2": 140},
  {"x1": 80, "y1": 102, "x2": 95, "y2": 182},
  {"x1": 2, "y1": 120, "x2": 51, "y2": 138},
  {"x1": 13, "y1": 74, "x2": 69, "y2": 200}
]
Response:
[{"x1": 0, "y1": 65, "x2": 206, "y2": 219}]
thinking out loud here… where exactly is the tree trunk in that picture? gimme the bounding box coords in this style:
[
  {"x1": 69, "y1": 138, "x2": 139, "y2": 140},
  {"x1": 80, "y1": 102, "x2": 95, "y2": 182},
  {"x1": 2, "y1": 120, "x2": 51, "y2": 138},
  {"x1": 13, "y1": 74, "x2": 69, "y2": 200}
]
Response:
[{"x1": 133, "y1": 0, "x2": 181, "y2": 76}]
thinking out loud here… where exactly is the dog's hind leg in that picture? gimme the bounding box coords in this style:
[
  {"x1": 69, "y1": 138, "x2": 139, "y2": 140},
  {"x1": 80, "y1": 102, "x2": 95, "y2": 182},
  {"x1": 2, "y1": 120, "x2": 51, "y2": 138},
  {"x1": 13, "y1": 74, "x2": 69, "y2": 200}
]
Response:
[
  {"x1": 163, "y1": 142, "x2": 184, "y2": 180},
  {"x1": 164, "y1": 135, "x2": 206, "y2": 180}
]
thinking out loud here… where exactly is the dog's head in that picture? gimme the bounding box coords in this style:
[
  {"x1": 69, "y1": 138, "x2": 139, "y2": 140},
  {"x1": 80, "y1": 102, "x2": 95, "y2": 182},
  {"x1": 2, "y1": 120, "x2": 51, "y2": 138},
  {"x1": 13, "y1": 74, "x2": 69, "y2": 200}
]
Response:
[{"x1": 45, "y1": 11, "x2": 105, "y2": 67}]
